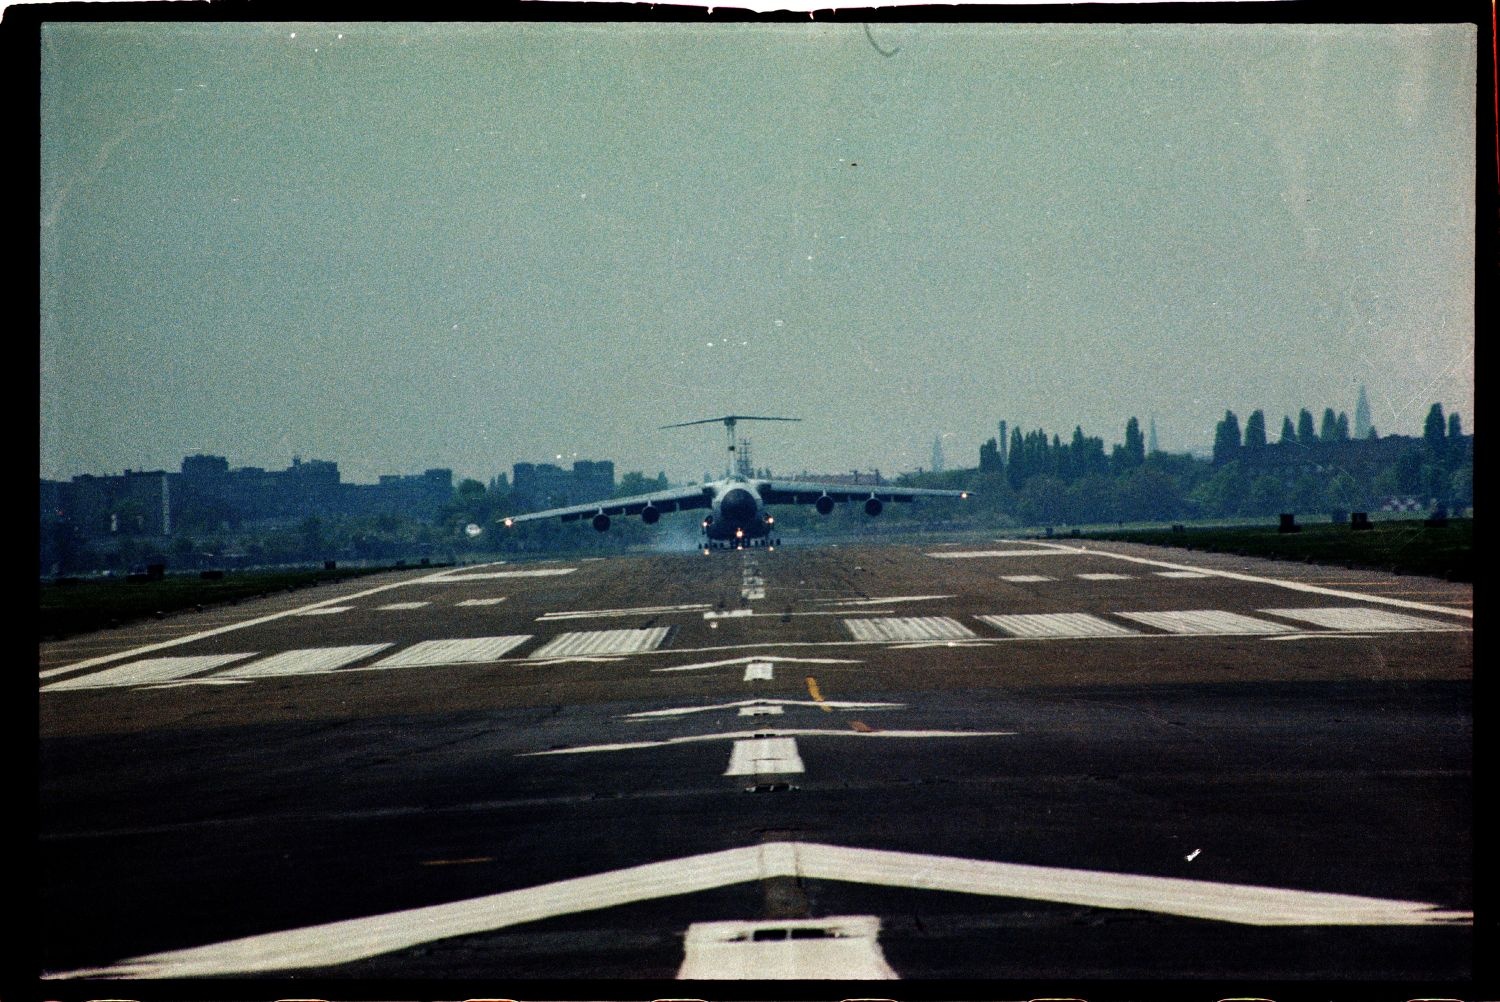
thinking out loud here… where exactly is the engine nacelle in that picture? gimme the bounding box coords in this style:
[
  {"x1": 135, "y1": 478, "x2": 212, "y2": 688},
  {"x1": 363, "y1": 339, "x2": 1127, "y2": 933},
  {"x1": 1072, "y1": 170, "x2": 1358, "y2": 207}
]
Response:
[
  {"x1": 591, "y1": 513, "x2": 611, "y2": 532},
  {"x1": 815, "y1": 495, "x2": 835, "y2": 515},
  {"x1": 864, "y1": 496, "x2": 883, "y2": 517},
  {"x1": 641, "y1": 505, "x2": 660, "y2": 525}
]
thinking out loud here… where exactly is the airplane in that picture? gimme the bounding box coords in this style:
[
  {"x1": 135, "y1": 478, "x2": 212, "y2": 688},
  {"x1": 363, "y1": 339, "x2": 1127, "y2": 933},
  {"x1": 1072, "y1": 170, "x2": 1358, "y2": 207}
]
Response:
[{"x1": 499, "y1": 416, "x2": 973, "y2": 551}]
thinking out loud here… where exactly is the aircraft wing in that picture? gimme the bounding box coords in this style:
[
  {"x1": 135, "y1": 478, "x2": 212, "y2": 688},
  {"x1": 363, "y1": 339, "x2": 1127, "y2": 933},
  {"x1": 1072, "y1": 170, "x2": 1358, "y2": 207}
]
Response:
[
  {"x1": 500, "y1": 484, "x2": 715, "y2": 526},
  {"x1": 758, "y1": 479, "x2": 972, "y2": 505}
]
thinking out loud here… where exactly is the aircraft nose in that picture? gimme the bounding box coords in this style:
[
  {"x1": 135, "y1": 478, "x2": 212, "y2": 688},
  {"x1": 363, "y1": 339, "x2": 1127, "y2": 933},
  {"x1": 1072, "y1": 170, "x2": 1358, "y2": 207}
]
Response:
[{"x1": 721, "y1": 488, "x2": 757, "y2": 522}]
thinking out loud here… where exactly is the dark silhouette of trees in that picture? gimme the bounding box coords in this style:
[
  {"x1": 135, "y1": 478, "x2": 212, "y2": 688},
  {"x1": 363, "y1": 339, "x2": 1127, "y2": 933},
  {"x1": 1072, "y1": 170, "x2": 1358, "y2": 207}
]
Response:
[
  {"x1": 1279, "y1": 416, "x2": 1296, "y2": 444},
  {"x1": 1243, "y1": 410, "x2": 1267, "y2": 451},
  {"x1": 1297, "y1": 409, "x2": 1317, "y2": 445},
  {"x1": 1320, "y1": 408, "x2": 1339, "y2": 442},
  {"x1": 1211, "y1": 411, "x2": 1242, "y2": 465}
]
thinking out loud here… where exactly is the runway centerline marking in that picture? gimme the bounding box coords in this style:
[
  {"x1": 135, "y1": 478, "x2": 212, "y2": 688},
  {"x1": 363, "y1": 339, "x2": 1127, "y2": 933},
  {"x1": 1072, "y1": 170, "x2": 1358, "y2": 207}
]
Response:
[
  {"x1": 46, "y1": 841, "x2": 1470, "y2": 979},
  {"x1": 520, "y1": 728, "x2": 1016, "y2": 756},
  {"x1": 652, "y1": 654, "x2": 862, "y2": 673},
  {"x1": 678, "y1": 915, "x2": 896, "y2": 980},
  {"x1": 624, "y1": 699, "x2": 902, "y2": 719},
  {"x1": 725, "y1": 737, "x2": 804, "y2": 775},
  {"x1": 744, "y1": 661, "x2": 774, "y2": 680}
]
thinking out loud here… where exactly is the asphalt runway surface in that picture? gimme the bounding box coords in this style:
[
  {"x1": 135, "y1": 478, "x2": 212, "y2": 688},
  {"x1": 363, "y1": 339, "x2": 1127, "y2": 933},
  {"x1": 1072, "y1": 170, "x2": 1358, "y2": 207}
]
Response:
[{"x1": 35, "y1": 537, "x2": 1474, "y2": 999}]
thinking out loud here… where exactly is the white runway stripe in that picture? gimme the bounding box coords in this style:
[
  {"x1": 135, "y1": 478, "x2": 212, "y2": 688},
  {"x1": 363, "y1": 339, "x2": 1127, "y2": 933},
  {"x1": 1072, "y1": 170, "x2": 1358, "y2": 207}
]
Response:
[
  {"x1": 928, "y1": 549, "x2": 1065, "y2": 558},
  {"x1": 843, "y1": 617, "x2": 977, "y2": 643},
  {"x1": 1156, "y1": 570, "x2": 1211, "y2": 578},
  {"x1": 1261, "y1": 607, "x2": 1469, "y2": 632},
  {"x1": 539, "y1": 603, "x2": 709, "y2": 620},
  {"x1": 1077, "y1": 573, "x2": 1133, "y2": 581},
  {"x1": 724, "y1": 737, "x2": 804, "y2": 775},
  {"x1": 42, "y1": 653, "x2": 257, "y2": 691},
  {"x1": 456, "y1": 598, "x2": 507, "y2": 606},
  {"x1": 370, "y1": 636, "x2": 531, "y2": 668},
  {"x1": 375, "y1": 601, "x2": 430, "y2": 611},
  {"x1": 1000, "y1": 575, "x2": 1054, "y2": 583},
  {"x1": 49, "y1": 838, "x2": 1467, "y2": 979},
  {"x1": 977, "y1": 613, "x2": 1140, "y2": 639},
  {"x1": 528, "y1": 627, "x2": 672, "y2": 659},
  {"x1": 744, "y1": 661, "x2": 774, "y2": 680},
  {"x1": 293, "y1": 606, "x2": 353, "y2": 616},
  {"x1": 438, "y1": 568, "x2": 576, "y2": 580},
  {"x1": 679, "y1": 916, "x2": 895, "y2": 980},
  {"x1": 1117, "y1": 610, "x2": 1297, "y2": 635},
  {"x1": 217, "y1": 644, "x2": 393, "y2": 677}
]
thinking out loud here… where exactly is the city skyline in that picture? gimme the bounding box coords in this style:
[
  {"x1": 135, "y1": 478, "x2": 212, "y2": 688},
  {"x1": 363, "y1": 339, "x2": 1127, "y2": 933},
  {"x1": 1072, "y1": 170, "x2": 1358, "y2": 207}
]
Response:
[{"x1": 41, "y1": 20, "x2": 1476, "y2": 487}]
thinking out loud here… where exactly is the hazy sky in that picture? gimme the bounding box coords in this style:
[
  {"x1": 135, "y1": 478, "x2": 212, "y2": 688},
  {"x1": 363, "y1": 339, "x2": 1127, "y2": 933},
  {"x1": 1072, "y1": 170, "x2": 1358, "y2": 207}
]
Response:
[{"x1": 40, "y1": 19, "x2": 1476, "y2": 486}]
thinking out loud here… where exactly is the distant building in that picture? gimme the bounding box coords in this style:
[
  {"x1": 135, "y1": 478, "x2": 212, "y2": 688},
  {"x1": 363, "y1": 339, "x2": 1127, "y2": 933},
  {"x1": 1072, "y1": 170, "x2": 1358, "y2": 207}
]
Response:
[
  {"x1": 45, "y1": 454, "x2": 457, "y2": 539},
  {"x1": 512, "y1": 460, "x2": 615, "y2": 509}
]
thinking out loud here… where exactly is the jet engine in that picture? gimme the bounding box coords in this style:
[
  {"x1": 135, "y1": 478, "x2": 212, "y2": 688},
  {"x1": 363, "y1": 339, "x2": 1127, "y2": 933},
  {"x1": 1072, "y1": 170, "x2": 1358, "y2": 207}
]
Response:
[
  {"x1": 815, "y1": 495, "x2": 835, "y2": 515},
  {"x1": 641, "y1": 504, "x2": 660, "y2": 524},
  {"x1": 591, "y1": 513, "x2": 611, "y2": 532},
  {"x1": 864, "y1": 497, "x2": 883, "y2": 516}
]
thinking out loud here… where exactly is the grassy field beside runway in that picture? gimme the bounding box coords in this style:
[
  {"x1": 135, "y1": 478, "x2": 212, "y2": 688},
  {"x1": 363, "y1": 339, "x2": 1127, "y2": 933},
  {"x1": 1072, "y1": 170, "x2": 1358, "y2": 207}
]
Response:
[
  {"x1": 39, "y1": 565, "x2": 414, "y2": 640},
  {"x1": 1072, "y1": 517, "x2": 1472, "y2": 582}
]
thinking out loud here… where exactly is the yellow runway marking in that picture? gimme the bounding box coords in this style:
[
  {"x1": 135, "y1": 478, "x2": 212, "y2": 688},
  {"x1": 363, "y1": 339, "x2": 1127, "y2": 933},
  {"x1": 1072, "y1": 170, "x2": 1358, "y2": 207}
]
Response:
[{"x1": 805, "y1": 676, "x2": 832, "y2": 711}]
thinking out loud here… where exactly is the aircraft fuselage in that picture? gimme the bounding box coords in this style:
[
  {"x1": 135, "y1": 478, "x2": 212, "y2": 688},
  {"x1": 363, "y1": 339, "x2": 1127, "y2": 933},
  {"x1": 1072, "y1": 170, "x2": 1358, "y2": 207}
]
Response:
[{"x1": 703, "y1": 478, "x2": 774, "y2": 544}]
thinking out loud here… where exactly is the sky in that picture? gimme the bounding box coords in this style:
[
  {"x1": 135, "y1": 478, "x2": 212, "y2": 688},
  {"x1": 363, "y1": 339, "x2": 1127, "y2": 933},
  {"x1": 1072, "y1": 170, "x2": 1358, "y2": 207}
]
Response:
[{"x1": 39, "y1": 18, "x2": 1477, "y2": 486}]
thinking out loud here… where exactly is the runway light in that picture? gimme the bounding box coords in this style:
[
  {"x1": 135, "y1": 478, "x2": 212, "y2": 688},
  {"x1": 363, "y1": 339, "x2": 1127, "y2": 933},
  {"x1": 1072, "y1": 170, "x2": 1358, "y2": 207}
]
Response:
[{"x1": 503, "y1": 518, "x2": 514, "y2": 528}]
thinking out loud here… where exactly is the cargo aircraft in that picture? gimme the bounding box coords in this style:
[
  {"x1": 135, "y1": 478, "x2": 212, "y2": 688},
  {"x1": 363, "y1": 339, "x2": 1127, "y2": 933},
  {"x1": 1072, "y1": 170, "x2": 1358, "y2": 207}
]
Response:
[{"x1": 500, "y1": 416, "x2": 972, "y2": 551}]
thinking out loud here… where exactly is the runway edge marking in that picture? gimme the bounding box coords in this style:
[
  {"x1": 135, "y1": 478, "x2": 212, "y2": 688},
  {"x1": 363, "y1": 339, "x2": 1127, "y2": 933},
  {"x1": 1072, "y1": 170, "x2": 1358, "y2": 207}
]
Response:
[{"x1": 1020, "y1": 539, "x2": 1472, "y2": 619}]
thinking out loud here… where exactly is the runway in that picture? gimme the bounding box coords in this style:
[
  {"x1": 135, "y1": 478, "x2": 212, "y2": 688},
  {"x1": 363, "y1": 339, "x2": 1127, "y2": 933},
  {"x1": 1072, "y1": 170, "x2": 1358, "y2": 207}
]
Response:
[{"x1": 36, "y1": 537, "x2": 1473, "y2": 992}]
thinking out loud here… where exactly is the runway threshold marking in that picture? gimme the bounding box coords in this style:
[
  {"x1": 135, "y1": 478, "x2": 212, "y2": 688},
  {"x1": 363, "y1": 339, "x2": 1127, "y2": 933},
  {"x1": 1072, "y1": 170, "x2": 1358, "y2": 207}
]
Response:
[
  {"x1": 40, "y1": 652, "x2": 258, "y2": 691},
  {"x1": 217, "y1": 644, "x2": 394, "y2": 678},
  {"x1": 48, "y1": 841, "x2": 1470, "y2": 979},
  {"x1": 976, "y1": 613, "x2": 1140, "y2": 639},
  {"x1": 1116, "y1": 610, "x2": 1298, "y2": 635},
  {"x1": 1022, "y1": 540, "x2": 1473, "y2": 619},
  {"x1": 843, "y1": 617, "x2": 978, "y2": 643},
  {"x1": 528, "y1": 627, "x2": 672, "y2": 659},
  {"x1": 744, "y1": 661, "x2": 774, "y2": 680},
  {"x1": 39, "y1": 563, "x2": 501, "y2": 679},
  {"x1": 1259, "y1": 607, "x2": 1468, "y2": 632},
  {"x1": 369, "y1": 636, "x2": 532, "y2": 668}
]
